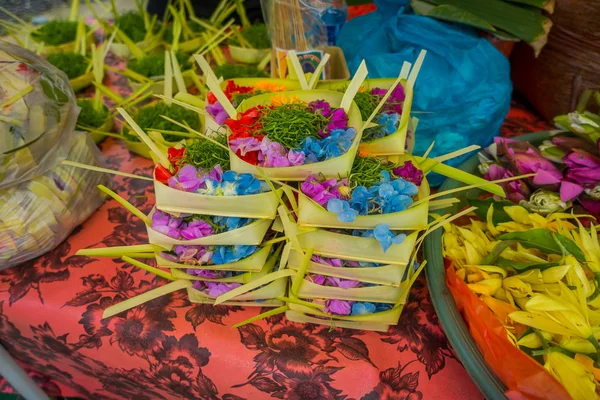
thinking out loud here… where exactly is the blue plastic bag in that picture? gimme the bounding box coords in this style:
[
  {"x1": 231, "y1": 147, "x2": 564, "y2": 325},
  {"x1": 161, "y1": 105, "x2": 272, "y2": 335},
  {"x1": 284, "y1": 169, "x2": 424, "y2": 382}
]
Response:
[{"x1": 338, "y1": 1, "x2": 512, "y2": 186}]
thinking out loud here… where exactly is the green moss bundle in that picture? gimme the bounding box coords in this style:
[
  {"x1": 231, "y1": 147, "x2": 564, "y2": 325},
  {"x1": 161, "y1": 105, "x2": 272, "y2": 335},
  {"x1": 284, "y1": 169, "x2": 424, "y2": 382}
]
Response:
[
  {"x1": 213, "y1": 63, "x2": 267, "y2": 80},
  {"x1": 231, "y1": 24, "x2": 270, "y2": 49},
  {"x1": 182, "y1": 133, "x2": 230, "y2": 171},
  {"x1": 31, "y1": 20, "x2": 79, "y2": 46},
  {"x1": 124, "y1": 102, "x2": 199, "y2": 142},
  {"x1": 115, "y1": 12, "x2": 147, "y2": 43},
  {"x1": 47, "y1": 52, "x2": 88, "y2": 79},
  {"x1": 128, "y1": 52, "x2": 191, "y2": 78},
  {"x1": 77, "y1": 99, "x2": 108, "y2": 128},
  {"x1": 165, "y1": 20, "x2": 207, "y2": 43}
]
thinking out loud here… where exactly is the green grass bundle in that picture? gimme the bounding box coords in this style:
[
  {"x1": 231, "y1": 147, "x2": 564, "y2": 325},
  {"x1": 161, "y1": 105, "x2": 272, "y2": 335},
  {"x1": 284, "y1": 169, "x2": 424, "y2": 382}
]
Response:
[
  {"x1": 31, "y1": 20, "x2": 79, "y2": 46},
  {"x1": 213, "y1": 63, "x2": 268, "y2": 80},
  {"x1": 77, "y1": 100, "x2": 109, "y2": 128},
  {"x1": 128, "y1": 52, "x2": 191, "y2": 78},
  {"x1": 231, "y1": 23, "x2": 270, "y2": 49},
  {"x1": 182, "y1": 133, "x2": 230, "y2": 170},
  {"x1": 124, "y1": 102, "x2": 199, "y2": 142},
  {"x1": 115, "y1": 11, "x2": 148, "y2": 43},
  {"x1": 47, "y1": 52, "x2": 88, "y2": 79}
]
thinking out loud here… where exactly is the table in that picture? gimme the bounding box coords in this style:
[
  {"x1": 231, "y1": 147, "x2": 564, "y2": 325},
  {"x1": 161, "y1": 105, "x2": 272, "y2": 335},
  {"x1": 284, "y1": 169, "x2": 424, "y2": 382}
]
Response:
[{"x1": 0, "y1": 96, "x2": 551, "y2": 399}]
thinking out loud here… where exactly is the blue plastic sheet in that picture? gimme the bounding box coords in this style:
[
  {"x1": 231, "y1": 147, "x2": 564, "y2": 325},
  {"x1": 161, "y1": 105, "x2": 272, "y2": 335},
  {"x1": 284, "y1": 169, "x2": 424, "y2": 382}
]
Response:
[{"x1": 338, "y1": 1, "x2": 512, "y2": 186}]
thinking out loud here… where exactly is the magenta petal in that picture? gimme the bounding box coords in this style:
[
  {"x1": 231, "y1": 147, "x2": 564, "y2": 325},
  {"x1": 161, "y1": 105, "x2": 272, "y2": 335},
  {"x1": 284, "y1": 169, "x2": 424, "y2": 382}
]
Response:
[
  {"x1": 580, "y1": 198, "x2": 600, "y2": 218},
  {"x1": 560, "y1": 181, "x2": 584, "y2": 202},
  {"x1": 533, "y1": 169, "x2": 562, "y2": 186}
]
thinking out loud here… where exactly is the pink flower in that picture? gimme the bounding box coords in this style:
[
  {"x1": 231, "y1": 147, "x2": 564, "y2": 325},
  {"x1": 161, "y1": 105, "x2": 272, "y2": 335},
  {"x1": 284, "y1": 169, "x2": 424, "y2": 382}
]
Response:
[
  {"x1": 326, "y1": 277, "x2": 361, "y2": 288},
  {"x1": 229, "y1": 137, "x2": 262, "y2": 156},
  {"x1": 325, "y1": 299, "x2": 353, "y2": 315},
  {"x1": 560, "y1": 181, "x2": 584, "y2": 202},
  {"x1": 308, "y1": 100, "x2": 332, "y2": 118},
  {"x1": 186, "y1": 269, "x2": 226, "y2": 279},
  {"x1": 485, "y1": 164, "x2": 530, "y2": 203},
  {"x1": 393, "y1": 161, "x2": 423, "y2": 186},
  {"x1": 563, "y1": 149, "x2": 600, "y2": 186},
  {"x1": 309, "y1": 274, "x2": 326, "y2": 285},
  {"x1": 301, "y1": 175, "x2": 347, "y2": 206},
  {"x1": 507, "y1": 148, "x2": 563, "y2": 187},
  {"x1": 168, "y1": 165, "x2": 203, "y2": 192},
  {"x1": 204, "y1": 282, "x2": 241, "y2": 297},
  {"x1": 152, "y1": 211, "x2": 184, "y2": 238},
  {"x1": 287, "y1": 149, "x2": 305, "y2": 166},
  {"x1": 208, "y1": 165, "x2": 223, "y2": 182},
  {"x1": 311, "y1": 255, "x2": 343, "y2": 267},
  {"x1": 180, "y1": 219, "x2": 214, "y2": 240}
]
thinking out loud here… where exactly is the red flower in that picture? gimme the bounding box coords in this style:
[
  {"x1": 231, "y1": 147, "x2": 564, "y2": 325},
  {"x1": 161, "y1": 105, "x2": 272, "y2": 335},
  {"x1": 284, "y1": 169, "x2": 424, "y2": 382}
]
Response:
[
  {"x1": 224, "y1": 80, "x2": 254, "y2": 98},
  {"x1": 167, "y1": 147, "x2": 185, "y2": 167},
  {"x1": 206, "y1": 92, "x2": 217, "y2": 105},
  {"x1": 154, "y1": 165, "x2": 173, "y2": 184}
]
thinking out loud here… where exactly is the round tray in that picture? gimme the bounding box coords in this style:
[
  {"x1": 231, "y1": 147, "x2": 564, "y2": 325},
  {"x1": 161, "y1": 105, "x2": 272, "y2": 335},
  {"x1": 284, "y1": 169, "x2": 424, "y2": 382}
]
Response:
[{"x1": 423, "y1": 131, "x2": 552, "y2": 400}]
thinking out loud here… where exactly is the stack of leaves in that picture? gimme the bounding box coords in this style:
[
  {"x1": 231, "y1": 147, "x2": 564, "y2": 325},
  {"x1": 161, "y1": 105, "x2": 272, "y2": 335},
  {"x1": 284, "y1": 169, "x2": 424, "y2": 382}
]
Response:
[
  {"x1": 46, "y1": 52, "x2": 88, "y2": 80},
  {"x1": 124, "y1": 101, "x2": 199, "y2": 143},
  {"x1": 443, "y1": 202, "x2": 600, "y2": 400},
  {"x1": 411, "y1": 0, "x2": 554, "y2": 56}
]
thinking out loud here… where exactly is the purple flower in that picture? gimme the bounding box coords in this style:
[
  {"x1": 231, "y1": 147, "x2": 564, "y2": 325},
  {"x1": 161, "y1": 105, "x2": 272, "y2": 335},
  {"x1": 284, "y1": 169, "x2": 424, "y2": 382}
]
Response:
[
  {"x1": 206, "y1": 102, "x2": 229, "y2": 125},
  {"x1": 392, "y1": 161, "x2": 424, "y2": 186},
  {"x1": 326, "y1": 277, "x2": 361, "y2": 288},
  {"x1": 324, "y1": 108, "x2": 349, "y2": 137},
  {"x1": 180, "y1": 219, "x2": 214, "y2": 240},
  {"x1": 168, "y1": 164, "x2": 203, "y2": 192},
  {"x1": 507, "y1": 148, "x2": 563, "y2": 187},
  {"x1": 301, "y1": 175, "x2": 347, "y2": 206},
  {"x1": 287, "y1": 149, "x2": 305, "y2": 166},
  {"x1": 208, "y1": 165, "x2": 223, "y2": 183},
  {"x1": 309, "y1": 100, "x2": 332, "y2": 118},
  {"x1": 175, "y1": 245, "x2": 212, "y2": 264},
  {"x1": 186, "y1": 269, "x2": 226, "y2": 279},
  {"x1": 485, "y1": 164, "x2": 530, "y2": 203},
  {"x1": 229, "y1": 137, "x2": 262, "y2": 156},
  {"x1": 309, "y1": 274, "x2": 326, "y2": 285},
  {"x1": 580, "y1": 197, "x2": 600, "y2": 219},
  {"x1": 311, "y1": 255, "x2": 342, "y2": 267},
  {"x1": 152, "y1": 211, "x2": 184, "y2": 238},
  {"x1": 204, "y1": 282, "x2": 242, "y2": 297},
  {"x1": 159, "y1": 251, "x2": 178, "y2": 262},
  {"x1": 325, "y1": 299, "x2": 354, "y2": 316},
  {"x1": 370, "y1": 88, "x2": 387, "y2": 97}
]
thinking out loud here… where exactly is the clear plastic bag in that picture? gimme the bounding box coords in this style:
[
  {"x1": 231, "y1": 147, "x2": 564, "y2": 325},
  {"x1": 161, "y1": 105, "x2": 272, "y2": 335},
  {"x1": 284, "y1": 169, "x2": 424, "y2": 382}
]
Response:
[
  {"x1": 0, "y1": 41, "x2": 78, "y2": 190},
  {"x1": 0, "y1": 43, "x2": 109, "y2": 269}
]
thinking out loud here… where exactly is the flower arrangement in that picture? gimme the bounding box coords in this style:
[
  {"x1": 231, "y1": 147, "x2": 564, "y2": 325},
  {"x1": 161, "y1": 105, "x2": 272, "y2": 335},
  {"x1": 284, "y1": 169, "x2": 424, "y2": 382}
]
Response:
[
  {"x1": 226, "y1": 90, "x2": 363, "y2": 180},
  {"x1": 442, "y1": 203, "x2": 600, "y2": 400},
  {"x1": 319, "y1": 78, "x2": 415, "y2": 156},
  {"x1": 204, "y1": 78, "x2": 300, "y2": 133},
  {"x1": 479, "y1": 132, "x2": 600, "y2": 220}
]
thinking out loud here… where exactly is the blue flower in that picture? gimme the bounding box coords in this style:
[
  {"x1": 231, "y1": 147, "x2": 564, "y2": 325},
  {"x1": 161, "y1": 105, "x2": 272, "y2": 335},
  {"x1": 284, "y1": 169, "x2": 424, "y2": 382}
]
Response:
[
  {"x1": 358, "y1": 261, "x2": 380, "y2": 268},
  {"x1": 374, "y1": 302, "x2": 393, "y2": 312},
  {"x1": 222, "y1": 170, "x2": 238, "y2": 182},
  {"x1": 390, "y1": 178, "x2": 418, "y2": 197},
  {"x1": 352, "y1": 229, "x2": 374, "y2": 238},
  {"x1": 237, "y1": 173, "x2": 261, "y2": 195},
  {"x1": 213, "y1": 216, "x2": 253, "y2": 231},
  {"x1": 373, "y1": 224, "x2": 406, "y2": 252},
  {"x1": 212, "y1": 245, "x2": 257, "y2": 264},
  {"x1": 378, "y1": 112, "x2": 399, "y2": 135},
  {"x1": 351, "y1": 302, "x2": 376, "y2": 315},
  {"x1": 327, "y1": 198, "x2": 358, "y2": 223},
  {"x1": 300, "y1": 128, "x2": 356, "y2": 163}
]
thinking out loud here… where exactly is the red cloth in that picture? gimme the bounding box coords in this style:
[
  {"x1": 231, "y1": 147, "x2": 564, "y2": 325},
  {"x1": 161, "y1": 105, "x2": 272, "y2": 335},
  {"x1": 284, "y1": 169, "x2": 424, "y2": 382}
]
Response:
[
  {"x1": 348, "y1": 4, "x2": 377, "y2": 20},
  {"x1": 0, "y1": 50, "x2": 552, "y2": 398}
]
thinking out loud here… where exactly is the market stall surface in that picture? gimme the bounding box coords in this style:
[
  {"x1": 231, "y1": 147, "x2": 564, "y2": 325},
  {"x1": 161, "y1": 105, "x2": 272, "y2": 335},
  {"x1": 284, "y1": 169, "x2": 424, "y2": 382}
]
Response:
[{"x1": 0, "y1": 74, "x2": 551, "y2": 399}]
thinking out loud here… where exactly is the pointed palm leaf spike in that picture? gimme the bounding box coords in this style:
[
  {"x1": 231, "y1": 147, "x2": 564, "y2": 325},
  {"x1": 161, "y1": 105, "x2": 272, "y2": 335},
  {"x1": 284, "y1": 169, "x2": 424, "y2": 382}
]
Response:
[
  {"x1": 113, "y1": 27, "x2": 145, "y2": 59},
  {"x1": 408, "y1": 50, "x2": 427, "y2": 89},
  {"x1": 69, "y1": 0, "x2": 80, "y2": 21},
  {"x1": 213, "y1": 269, "x2": 295, "y2": 305},
  {"x1": 232, "y1": 306, "x2": 289, "y2": 329},
  {"x1": 287, "y1": 50, "x2": 309, "y2": 90},
  {"x1": 433, "y1": 145, "x2": 480, "y2": 163},
  {"x1": 155, "y1": 94, "x2": 204, "y2": 114},
  {"x1": 76, "y1": 244, "x2": 162, "y2": 257},
  {"x1": 159, "y1": 115, "x2": 229, "y2": 150},
  {"x1": 61, "y1": 160, "x2": 153, "y2": 181},
  {"x1": 362, "y1": 62, "x2": 411, "y2": 131},
  {"x1": 169, "y1": 5, "x2": 182, "y2": 52},
  {"x1": 194, "y1": 54, "x2": 237, "y2": 118},
  {"x1": 308, "y1": 53, "x2": 331, "y2": 89},
  {"x1": 164, "y1": 51, "x2": 174, "y2": 103},
  {"x1": 195, "y1": 19, "x2": 235, "y2": 54},
  {"x1": 170, "y1": 51, "x2": 187, "y2": 94},
  {"x1": 97, "y1": 184, "x2": 152, "y2": 225},
  {"x1": 122, "y1": 256, "x2": 176, "y2": 281},
  {"x1": 117, "y1": 107, "x2": 170, "y2": 168},
  {"x1": 341, "y1": 60, "x2": 368, "y2": 112},
  {"x1": 102, "y1": 280, "x2": 192, "y2": 319}
]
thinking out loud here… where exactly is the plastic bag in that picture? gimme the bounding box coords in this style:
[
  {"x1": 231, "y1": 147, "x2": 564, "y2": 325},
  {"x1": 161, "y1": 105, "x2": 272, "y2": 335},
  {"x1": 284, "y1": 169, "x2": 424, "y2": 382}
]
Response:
[
  {"x1": 0, "y1": 132, "x2": 109, "y2": 268},
  {"x1": 337, "y1": 1, "x2": 512, "y2": 186},
  {"x1": 0, "y1": 43, "x2": 109, "y2": 269},
  {"x1": 0, "y1": 41, "x2": 78, "y2": 189}
]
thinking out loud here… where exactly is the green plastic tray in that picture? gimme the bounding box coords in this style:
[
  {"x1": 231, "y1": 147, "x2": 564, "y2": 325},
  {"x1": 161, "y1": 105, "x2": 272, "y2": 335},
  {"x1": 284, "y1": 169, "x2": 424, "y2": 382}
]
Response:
[{"x1": 423, "y1": 131, "x2": 552, "y2": 400}]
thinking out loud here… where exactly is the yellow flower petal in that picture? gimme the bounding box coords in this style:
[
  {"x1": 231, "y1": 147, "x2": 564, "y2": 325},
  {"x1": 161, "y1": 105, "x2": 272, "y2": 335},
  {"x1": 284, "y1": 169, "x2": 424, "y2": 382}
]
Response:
[
  {"x1": 517, "y1": 331, "x2": 552, "y2": 349},
  {"x1": 545, "y1": 352, "x2": 597, "y2": 400},
  {"x1": 509, "y1": 311, "x2": 574, "y2": 336}
]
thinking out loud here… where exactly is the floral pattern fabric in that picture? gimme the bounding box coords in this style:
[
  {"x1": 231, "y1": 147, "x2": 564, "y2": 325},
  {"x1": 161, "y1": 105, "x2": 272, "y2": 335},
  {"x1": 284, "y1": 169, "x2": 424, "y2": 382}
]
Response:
[{"x1": 0, "y1": 47, "x2": 551, "y2": 399}]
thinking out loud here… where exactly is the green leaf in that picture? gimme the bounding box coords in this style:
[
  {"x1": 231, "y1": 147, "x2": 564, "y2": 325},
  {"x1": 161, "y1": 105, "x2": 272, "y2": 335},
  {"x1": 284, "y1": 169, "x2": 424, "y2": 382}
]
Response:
[
  {"x1": 481, "y1": 240, "x2": 515, "y2": 265},
  {"x1": 467, "y1": 197, "x2": 514, "y2": 225},
  {"x1": 501, "y1": 0, "x2": 554, "y2": 13},
  {"x1": 498, "y1": 229, "x2": 585, "y2": 262},
  {"x1": 496, "y1": 257, "x2": 559, "y2": 272},
  {"x1": 412, "y1": 2, "x2": 496, "y2": 32}
]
